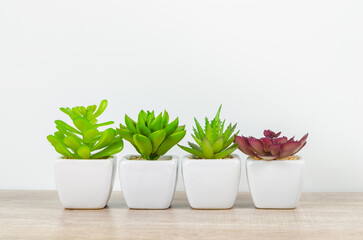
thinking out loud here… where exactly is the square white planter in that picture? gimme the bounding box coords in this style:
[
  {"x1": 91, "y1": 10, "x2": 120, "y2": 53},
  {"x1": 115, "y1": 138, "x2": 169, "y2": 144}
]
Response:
[
  {"x1": 119, "y1": 155, "x2": 178, "y2": 209},
  {"x1": 246, "y1": 157, "x2": 304, "y2": 209},
  {"x1": 55, "y1": 156, "x2": 116, "y2": 209},
  {"x1": 182, "y1": 154, "x2": 241, "y2": 209}
]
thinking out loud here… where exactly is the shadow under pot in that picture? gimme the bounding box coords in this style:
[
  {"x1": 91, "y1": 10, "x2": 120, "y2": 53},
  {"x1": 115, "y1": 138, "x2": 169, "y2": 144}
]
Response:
[
  {"x1": 55, "y1": 156, "x2": 116, "y2": 209},
  {"x1": 246, "y1": 156, "x2": 304, "y2": 209},
  {"x1": 182, "y1": 154, "x2": 241, "y2": 209},
  {"x1": 119, "y1": 155, "x2": 178, "y2": 209}
]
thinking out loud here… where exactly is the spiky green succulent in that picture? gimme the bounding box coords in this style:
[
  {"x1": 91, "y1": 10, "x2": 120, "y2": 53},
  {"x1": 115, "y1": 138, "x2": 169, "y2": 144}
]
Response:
[
  {"x1": 47, "y1": 99, "x2": 124, "y2": 159},
  {"x1": 117, "y1": 110, "x2": 186, "y2": 160},
  {"x1": 178, "y1": 105, "x2": 239, "y2": 159}
]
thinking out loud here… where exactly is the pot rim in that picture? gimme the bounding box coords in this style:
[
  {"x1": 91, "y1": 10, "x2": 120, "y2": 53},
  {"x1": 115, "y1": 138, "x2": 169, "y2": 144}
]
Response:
[
  {"x1": 246, "y1": 155, "x2": 303, "y2": 162},
  {"x1": 121, "y1": 154, "x2": 177, "y2": 161},
  {"x1": 56, "y1": 155, "x2": 116, "y2": 161},
  {"x1": 182, "y1": 154, "x2": 240, "y2": 161}
]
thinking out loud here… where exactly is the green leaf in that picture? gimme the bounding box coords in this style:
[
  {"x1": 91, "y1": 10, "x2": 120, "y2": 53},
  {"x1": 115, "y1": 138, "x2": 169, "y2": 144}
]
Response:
[
  {"x1": 201, "y1": 136, "x2": 214, "y2": 159},
  {"x1": 79, "y1": 106, "x2": 87, "y2": 117},
  {"x1": 212, "y1": 137, "x2": 224, "y2": 153},
  {"x1": 55, "y1": 120, "x2": 81, "y2": 135},
  {"x1": 194, "y1": 118, "x2": 205, "y2": 138},
  {"x1": 213, "y1": 143, "x2": 238, "y2": 159},
  {"x1": 55, "y1": 142, "x2": 77, "y2": 158},
  {"x1": 92, "y1": 128, "x2": 116, "y2": 150},
  {"x1": 162, "y1": 110, "x2": 169, "y2": 128},
  {"x1": 73, "y1": 118, "x2": 91, "y2": 132},
  {"x1": 150, "y1": 113, "x2": 163, "y2": 132},
  {"x1": 77, "y1": 146, "x2": 91, "y2": 159},
  {"x1": 223, "y1": 130, "x2": 239, "y2": 149},
  {"x1": 178, "y1": 144, "x2": 204, "y2": 158},
  {"x1": 174, "y1": 125, "x2": 185, "y2": 133},
  {"x1": 138, "y1": 110, "x2": 147, "y2": 123},
  {"x1": 94, "y1": 121, "x2": 114, "y2": 128},
  {"x1": 83, "y1": 129, "x2": 99, "y2": 143},
  {"x1": 136, "y1": 120, "x2": 151, "y2": 136},
  {"x1": 117, "y1": 128, "x2": 135, "y2": 144},
  {"x1": 149, "y1": 129, "x2": 166, "y2": 152},
  {"x1": 60, "y1": 107, "x2": 77, "y2": 120},
  {"x1": 133, "y1": 134, "x2": 152, "y2": 158},
  {"x1": 164, "y1": 117, "x2": 179, "y2": 136},
  {"x1": 47, "y1": 135, "x2": 59, "y2": 147},
  {"x1": 147, "y1": 111, "x2": 155, "y2": 126},
  {"x1": 91, "y1": 140, "x2": 124, "y2": 159},
  {"x1": 156, "y1": 130, "x2": 186, "y2": 156},
  {"x1": 56, "y1": 126, "x2": 82, "y2": 142},
  {"x1": 63, "y1": 135, "x2": 82, "y2": 152},
  {"x1": 125, "y1": 114, "x2": 137, "y2": 133},
  {"x1": 214, "y1": 105, "x2": 222, "y2": 121},
  {"x1": 188, "y1": 142, "x2": 201, "y2": 151},
  {"x1": 223, "y1": 123, "x2": 237, "y2": 142},
  {"x1": 191, "y1": 134, "x2": 202, "y2": 146},
  {"x1": 93, "y1": 99, "x2": 108, "y2": 118},
  {"x1": 71, "y1": 107, "x2": 83, "y2": 117},
  {"x1": 205, "y1": 124, "x2": 213, "y2": 143}
]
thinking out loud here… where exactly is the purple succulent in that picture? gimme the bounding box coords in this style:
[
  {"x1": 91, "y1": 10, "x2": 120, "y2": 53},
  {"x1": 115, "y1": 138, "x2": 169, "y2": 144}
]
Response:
[{"x1": 234, "y1": 130, "x2": 308, "y2": 160}]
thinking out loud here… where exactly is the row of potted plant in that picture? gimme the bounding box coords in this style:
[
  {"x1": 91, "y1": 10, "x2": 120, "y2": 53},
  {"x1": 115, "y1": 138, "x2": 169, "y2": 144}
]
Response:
[{"x1": 48, "y1": 100, "x2": 308, "y2": 210}]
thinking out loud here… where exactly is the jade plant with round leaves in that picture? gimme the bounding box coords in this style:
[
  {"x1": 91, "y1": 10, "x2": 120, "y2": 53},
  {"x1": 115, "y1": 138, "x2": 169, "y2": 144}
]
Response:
[
  {"x1": 117, "y1": 110, "x2": 186, "y2": 160},
  {"x1": 47, "y1": 99, "x2": 124, "y2": 159},
  {"x1": 234, "y1": 130, "x2": 308, "y2": 160},
  {"x1": 178, "y1": 105, "x2": 239, "y2": 159}
]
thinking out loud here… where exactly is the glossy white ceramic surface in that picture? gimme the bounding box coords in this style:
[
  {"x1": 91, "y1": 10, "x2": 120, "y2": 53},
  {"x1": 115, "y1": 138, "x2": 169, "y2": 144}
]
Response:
[
  {"x1": 182, "y1": 154, "x2": 241, "y2": 209},
  {"x1": 55, "y1": 156, "x2": 116, "y2": 209},
  {"x1": 119, "y1": 155, "x2": 178, "y2": 209},
  {"x1": 246, "y1": 157, "x2": 304, "y2": 209}
]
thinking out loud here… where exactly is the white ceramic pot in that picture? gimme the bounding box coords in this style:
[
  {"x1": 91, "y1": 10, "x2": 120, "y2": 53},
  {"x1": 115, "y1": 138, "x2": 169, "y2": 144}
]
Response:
[
  {"x1": 182, "y1": 154, "x2": 241, "y2": 209},
  {"x1": 246, "y1": 157, "x2": 304, "y2": 209},
  {"x1": 119, "y1": 155, "x2": 178, "y2": 209},
  {"x1": 55, "y1": 156, "x2": 116, "y2": 209}
]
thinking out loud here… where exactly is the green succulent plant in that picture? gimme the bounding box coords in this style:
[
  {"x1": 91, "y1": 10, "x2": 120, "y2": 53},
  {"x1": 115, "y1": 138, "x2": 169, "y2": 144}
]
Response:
[
  {"x1": 117, "y1": 110, "x2": 186, "y2": 160},
  {"x1": 47, "y1": 99, "x2": 124, "y2": 159},
  {"x1": 178, "y1": 105, "x2": 239, "y2": 159}
]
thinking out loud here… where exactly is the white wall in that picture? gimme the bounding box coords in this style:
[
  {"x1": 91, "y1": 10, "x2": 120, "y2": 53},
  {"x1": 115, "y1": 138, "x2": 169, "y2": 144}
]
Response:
[{"x1": 1, "y1": 0, "x2": 362, "y2": 192}]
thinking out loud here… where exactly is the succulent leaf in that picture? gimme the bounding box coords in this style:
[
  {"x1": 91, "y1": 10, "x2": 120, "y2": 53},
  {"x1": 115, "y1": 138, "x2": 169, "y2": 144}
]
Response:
[
  {"x1": 93, "y1": 99, "x2": 107, "y2": 118},
  {"x1": 162, "y1": 111, "x2": 169, "y2": 128},
  {"x1": 234, "y1": 131, "x2": 308, "y2": 160},
  {"x1": 91, "y1": 141, "x2": 124, "y2": 159},
  {"x1": 201, "y1": 137, "x2": 214, "y2": 159},
  {"x1": 156, "y1": 130, "x2": 186, "y2": 156},
  {"x1": 77, "y1": 146, "x2": 91, "y2": 159},
  {"x1": 149, "y1": 129, "x2": 166, "y2": 153},
  {"x1": 213, "y1": 144, "x2": 238, "y2": 159},
  {"x1": 47, "y1": 99, "x2": 123, "y2": 159},
  {"x1": 178, "y1": 144, "x2": 204, "y2": 158},
  {"x1": 73, "y1": 118, "x2": 91, "y2": 132},
  {"x1": 92, "y1": 128, "x2": 116, "y2": 150},
  {"x1": 133, "y1": 134, "x2": 153, "y2": 158},
  {"x1": 179, "y1": 105, "x2": 238, "y2": 159},
  {"x1": 164, "y1": 117, "x2": 179, "y2": 136},
  {"x1": 125, "y1": 115, "x2": 137, "y2": 133}
]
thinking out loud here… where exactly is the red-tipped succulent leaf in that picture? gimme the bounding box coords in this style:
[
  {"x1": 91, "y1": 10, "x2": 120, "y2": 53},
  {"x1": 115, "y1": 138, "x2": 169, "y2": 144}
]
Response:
[{"x1": 234, "y1": 131, "x2": 308, "y2": 160}]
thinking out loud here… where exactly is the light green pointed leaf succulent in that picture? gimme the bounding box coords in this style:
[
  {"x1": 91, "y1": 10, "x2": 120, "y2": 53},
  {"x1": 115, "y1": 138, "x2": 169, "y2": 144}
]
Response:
[
  {"x1": 178, "y1": 105, "x2": 239, "y2": 159},
  {"x1": 118, "y1": 110, "x2": 186, "y2": 160},
  {"x1": 47, "y1": 99, "x2": 123, "y2": 159}
]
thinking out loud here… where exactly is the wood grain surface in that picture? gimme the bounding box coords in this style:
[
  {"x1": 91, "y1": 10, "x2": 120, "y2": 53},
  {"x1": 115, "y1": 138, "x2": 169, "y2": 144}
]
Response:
[{"x1": 0, "y1": 191, "x2": 363, "y2": 240}]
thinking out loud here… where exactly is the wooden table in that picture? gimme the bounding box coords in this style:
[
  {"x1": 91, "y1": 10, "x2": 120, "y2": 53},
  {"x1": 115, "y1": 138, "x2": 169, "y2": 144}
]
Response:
[{"x1": 1, "y1": 191, "x2": 363, "y2": 239}]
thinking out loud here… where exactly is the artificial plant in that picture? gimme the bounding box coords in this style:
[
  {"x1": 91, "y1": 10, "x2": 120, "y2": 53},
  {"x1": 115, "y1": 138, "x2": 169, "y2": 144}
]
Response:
[
  {"x1": 234, "y1": 130, "x2": 308, "y2": 160},
  {"x1": 47, "y1": 99, "x2": 123, "y2": 159},
  {"x1": 178, "y1": 105, "x2": 239, "y2": 159},
  {"x1": 117, "y1": 110, "x2": 186, "y2": 160}
]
